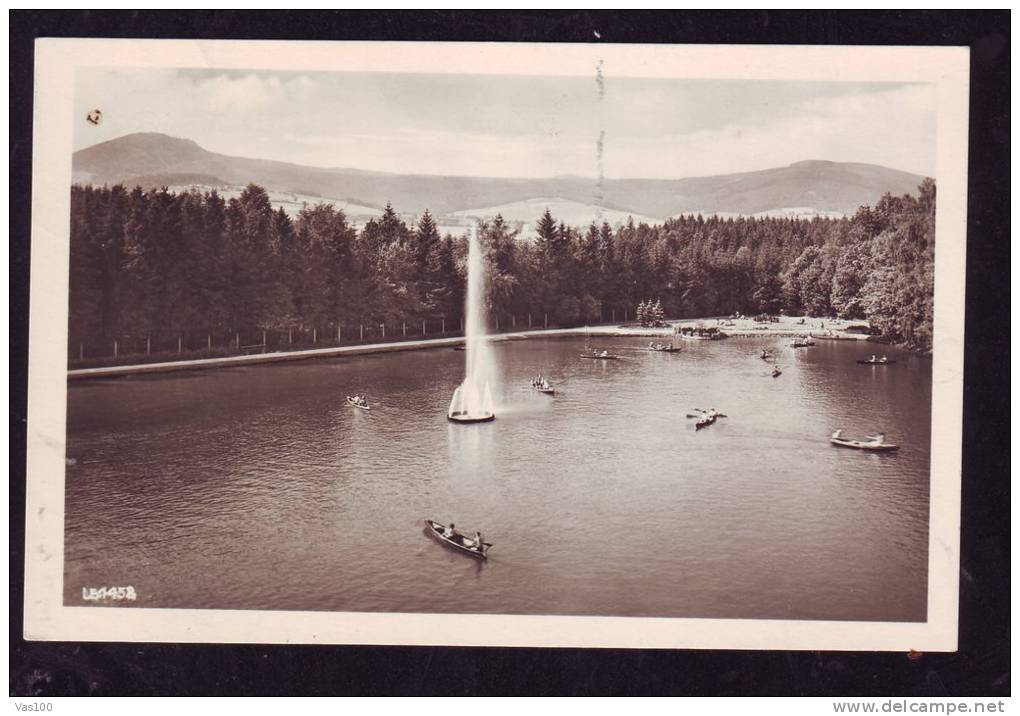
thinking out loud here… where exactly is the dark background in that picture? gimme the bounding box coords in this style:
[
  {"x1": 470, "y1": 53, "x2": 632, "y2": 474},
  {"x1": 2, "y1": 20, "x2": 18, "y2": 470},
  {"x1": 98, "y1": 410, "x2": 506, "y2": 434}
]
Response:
[{"x1": 9, "y1": 10, "x2": 1009, "y2": 696}]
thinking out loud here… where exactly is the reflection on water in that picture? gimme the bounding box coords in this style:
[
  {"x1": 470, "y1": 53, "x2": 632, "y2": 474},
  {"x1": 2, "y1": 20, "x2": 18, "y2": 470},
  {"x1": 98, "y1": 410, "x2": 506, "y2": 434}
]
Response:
[{"x1": 65, "y1": 337, "x2": 931, "y2": 621}]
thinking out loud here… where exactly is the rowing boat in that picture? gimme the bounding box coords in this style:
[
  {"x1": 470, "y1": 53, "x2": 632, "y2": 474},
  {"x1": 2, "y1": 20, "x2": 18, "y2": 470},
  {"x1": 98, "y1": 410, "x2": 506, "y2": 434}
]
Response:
[
  {"x1": 424, "y1": 519, "x2": 491, "y2": 559},
  {"x1": 346, "y1": 396, "x2": 371, "y2": 410},
  {"x1": 830, "y1": 430, "x2": 898, "y2": 451},
  {"x1": 533, "y1": 385, "x2": 555, "y2": 395},
  {"x1": 857, "y1": 359, "x2": 897, "y2": 365},
  {"x1": 830, "y1": 435, "x2": 899, "y2": 452},
  {"x1": 447, "y1": 410, "x2": 494, "y2": 423},
  {"x1": 580, "y1": 352, "x2": 618, "y2": 360}
]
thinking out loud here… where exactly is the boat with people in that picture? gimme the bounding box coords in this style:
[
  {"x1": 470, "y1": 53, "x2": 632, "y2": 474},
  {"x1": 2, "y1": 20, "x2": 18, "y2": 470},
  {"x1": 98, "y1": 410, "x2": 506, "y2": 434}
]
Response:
[
  {"x1": 829, "y1": 430, "x2": 899, "y2": 452},
  {"x1": 772, "y1": 366, "x2": 783, "y2": 378},
  {"x1": 346, "y1": 395, "x2": 371, "y2": 410},
  {"x1": 645, "y1": 341, "x2": 683, "y2": 353},
  {"x1": 791, "y1": 339, "x2": 816, "y2": 348},
  {"x1": 688, "y1": 407, "x2": 725, "y2": 430},
  {"x1": 580, "y1": 348, "x2": 618, "y2": 360},
  {"x1": 580, "y1": 327, "x2": 619, "y2": 360},
  {"x1": 531, "y1": 375, "x2": 555, "y2": 394},
  {"x1": 760, "y1": 348, "x2": 773, "y2": 360},
  {"x1": 424, "y1": 519, "x2": 491, "y2": 559},
  {"x1": 857, "y1": 354, "x2": 896, "y2": 365}
]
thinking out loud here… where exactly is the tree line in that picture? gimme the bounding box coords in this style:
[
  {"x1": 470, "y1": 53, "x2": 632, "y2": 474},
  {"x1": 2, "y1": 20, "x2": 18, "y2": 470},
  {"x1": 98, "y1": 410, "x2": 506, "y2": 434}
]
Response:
[{"x1": 68, "y1": 178, "x2": 936, "y2": 354}]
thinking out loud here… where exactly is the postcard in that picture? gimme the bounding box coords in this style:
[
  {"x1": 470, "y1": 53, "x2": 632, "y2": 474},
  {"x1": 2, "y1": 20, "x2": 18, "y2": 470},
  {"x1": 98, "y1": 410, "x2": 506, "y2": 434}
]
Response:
[{"x1": 23, "y1": 39, "x2": 968, "y2": 649}]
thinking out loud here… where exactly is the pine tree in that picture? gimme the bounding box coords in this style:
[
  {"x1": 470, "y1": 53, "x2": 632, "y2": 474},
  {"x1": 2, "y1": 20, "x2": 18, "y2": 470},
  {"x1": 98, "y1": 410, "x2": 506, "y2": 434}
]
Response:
[
  {"x1": 68, "y1": 185, "x2": 104, "y2": 344},
  {"x1": 413, "y1": 209, "x2": 442, "y2": 315},
  {"x1": 412, "y1": 210, "x2": 440, "y2": 269},
  {"x1": 652, "y1": 299, "x2": 664, "y2": 325}
]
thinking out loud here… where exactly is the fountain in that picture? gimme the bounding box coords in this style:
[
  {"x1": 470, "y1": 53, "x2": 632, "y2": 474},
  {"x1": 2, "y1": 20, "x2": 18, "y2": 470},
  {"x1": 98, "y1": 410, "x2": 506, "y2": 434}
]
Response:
[{"x1": 448, "y1": 225, "x2": 496, "y2": 423}]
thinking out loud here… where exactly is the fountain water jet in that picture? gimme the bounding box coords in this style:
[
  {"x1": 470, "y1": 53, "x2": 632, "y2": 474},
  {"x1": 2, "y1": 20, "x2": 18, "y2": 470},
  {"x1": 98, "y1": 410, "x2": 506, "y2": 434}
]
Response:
[{"x1": 448, "y1": 225, "x2": 496, "y2": 423}]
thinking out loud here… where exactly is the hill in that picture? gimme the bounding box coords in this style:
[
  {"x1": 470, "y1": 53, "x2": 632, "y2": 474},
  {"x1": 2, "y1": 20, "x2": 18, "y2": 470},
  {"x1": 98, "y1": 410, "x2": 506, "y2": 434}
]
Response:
[{"x1": 73, "y1": 133, "x2": 927, "y2": 220}]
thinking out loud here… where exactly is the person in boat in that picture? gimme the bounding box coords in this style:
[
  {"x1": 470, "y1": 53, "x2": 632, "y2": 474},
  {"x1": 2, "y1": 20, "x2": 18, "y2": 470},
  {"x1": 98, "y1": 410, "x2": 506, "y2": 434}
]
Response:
[
  {"x1": 472, "y1": 530, "x2": 484, "y2": 552},
  {"x1": 870, "y1": 354, "x2": 877, "y2": 362},
  {"x1": 600, "y1": 350, "x2": 608, "y2": 357},
  {"x1": 868, "y1": 433, "x2": 886, "y2": 445},
  {"x1": 443, "y1": 522, "x2": 457, "y2": 539},
  {"x1": 880, "y1": 354, "x2": 888, "y2": 363},
  {"x1": 832, "y1": 429, "x2": 843, "y2": 440}
]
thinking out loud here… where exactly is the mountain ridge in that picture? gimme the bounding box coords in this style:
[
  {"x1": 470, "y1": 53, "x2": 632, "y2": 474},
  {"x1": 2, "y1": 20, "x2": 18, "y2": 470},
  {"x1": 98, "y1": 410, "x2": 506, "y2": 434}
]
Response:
[{"x1": 73, "y1": 132, "x2": 929, "y2": 219}]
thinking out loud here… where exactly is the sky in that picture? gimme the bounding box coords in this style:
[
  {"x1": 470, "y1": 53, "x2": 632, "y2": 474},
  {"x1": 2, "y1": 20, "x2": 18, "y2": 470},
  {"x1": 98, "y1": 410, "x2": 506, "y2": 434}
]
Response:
[{"x1": 74, "y1": 68, "x2": 936, "y2": 180}]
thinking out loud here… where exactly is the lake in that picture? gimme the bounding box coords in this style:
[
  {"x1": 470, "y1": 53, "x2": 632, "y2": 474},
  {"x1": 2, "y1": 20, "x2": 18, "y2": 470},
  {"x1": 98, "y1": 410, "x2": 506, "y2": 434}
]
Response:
[{"x1": 64, "y1": 335, "x2": 931, "y2": 621}]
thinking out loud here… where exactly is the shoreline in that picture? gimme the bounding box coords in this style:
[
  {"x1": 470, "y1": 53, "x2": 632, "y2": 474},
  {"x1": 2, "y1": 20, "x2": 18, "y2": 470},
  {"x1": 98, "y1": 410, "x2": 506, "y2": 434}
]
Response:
[{"x1": 66, "y1": 316, "x2": 870, "y2": 381}]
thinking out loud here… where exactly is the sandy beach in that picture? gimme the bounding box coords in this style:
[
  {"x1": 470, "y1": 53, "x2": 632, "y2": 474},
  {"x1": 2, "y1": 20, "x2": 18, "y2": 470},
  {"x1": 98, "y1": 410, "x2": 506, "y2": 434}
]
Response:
[{"x1": 594, "y1": 314, "x2": 870, "y2": 339}]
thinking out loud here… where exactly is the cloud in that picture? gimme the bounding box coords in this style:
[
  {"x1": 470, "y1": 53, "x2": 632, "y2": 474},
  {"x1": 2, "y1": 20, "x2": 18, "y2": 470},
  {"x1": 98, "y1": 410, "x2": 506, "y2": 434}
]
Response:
[
  {"x1": 190, "y1": 73, "x2": 317, "y2": 112},
  {"x1": 74, "y1": 69, "x2": 936, "y2": 180},
  {"x1": 281, "y1": 128, "x2": 595, "y2": 177},
  {"x1": 602, "y1": 83, "x2": 936, "y2": 178},
  {"x1": 798, "y1": 83, "x2": 934, "y2": 120}
]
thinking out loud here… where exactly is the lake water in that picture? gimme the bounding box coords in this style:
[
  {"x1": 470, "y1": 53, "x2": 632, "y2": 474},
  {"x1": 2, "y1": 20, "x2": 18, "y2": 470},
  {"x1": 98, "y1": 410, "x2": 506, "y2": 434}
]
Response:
[{"x1": 65, "y1": 336, "x2": 931, "y2": 621}]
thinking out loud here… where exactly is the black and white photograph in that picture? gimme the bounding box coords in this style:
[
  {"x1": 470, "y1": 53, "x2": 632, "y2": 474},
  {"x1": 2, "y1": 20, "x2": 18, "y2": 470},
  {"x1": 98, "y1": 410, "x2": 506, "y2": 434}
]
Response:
[{"x1": 22, "y1": 38, "x2": 970, "y2": 650}]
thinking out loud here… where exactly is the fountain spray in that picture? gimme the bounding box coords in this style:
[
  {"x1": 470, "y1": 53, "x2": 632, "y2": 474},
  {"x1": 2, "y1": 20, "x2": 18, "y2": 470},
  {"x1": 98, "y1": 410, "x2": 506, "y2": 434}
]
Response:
[{"x1": 448, "y1": 225, "x2": 496, "y2": 423}]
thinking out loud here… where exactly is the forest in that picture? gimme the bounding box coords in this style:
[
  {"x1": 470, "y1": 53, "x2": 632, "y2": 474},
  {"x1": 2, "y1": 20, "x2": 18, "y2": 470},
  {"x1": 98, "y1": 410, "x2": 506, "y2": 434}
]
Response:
[{"x1": 68, "y1": 178, "x2": 936, "y2": 358}]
